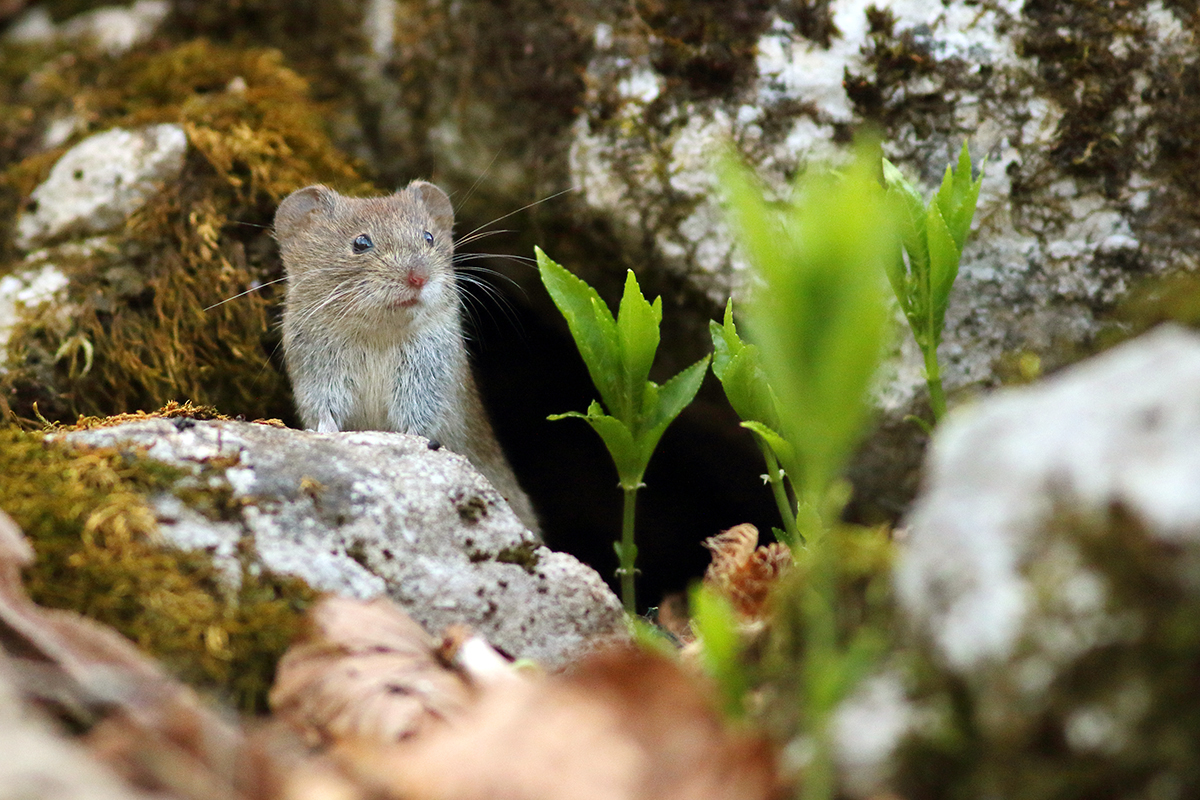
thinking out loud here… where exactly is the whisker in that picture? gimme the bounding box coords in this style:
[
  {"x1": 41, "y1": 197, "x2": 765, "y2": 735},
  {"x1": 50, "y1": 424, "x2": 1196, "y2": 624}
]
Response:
[
  {"x1": 454, "y1": 253, "x2": 536, "y2": 267},
  {"x1": 455, "y1": 228, "x2": 515, "y2": 248},
  {"x1": 456, "y1": 186, "x2": 577, "y2": 243},
  {"x1": 453, "y1": 150, "x2": 503, "y2": 211},
  {"x1": 457, "y1": 277, "x2": 521, "y2": 338},
  {"x1": 205, "y1": 276, "x2": 288, "y2": 311},
  {"x1": 454, "y1": 264, "x2": 523, "y2": 293}
]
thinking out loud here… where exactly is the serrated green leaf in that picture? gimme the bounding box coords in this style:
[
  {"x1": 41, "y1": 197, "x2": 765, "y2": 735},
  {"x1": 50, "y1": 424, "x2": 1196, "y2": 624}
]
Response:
[
  {"x1": 550, "y1": 402, "x2": 645, "y2": 487},
  {"x1": 586, "y1": 412, "x2": 644, "y2": 488},
  {"x1": 770, "y1": 526, "x2": 794, "y2": 548},
  {"x1": 616, "y1": 270, "x2": 661, "y2": 420},
  {"x1": 935, "y1": 141, "x2": 983, "y2": 253},
  {"x1": 536, "y1": 248, "x2": 622, "y2": 412},
  {"x1": 734, "y1": 142, "x2": 894, "y2": 503},
  {"x1": 882, "y1": 160, "x2": 929, "y2": 329},
  {"x1": 710, "y1": 298, "x2": 744, "y2": 380},
  {"x1": 639, "y1": 355, "x2": 710, "y2": 466},
  {"x1": 710, "y1": 299, "x2": 783, "y2": 432},
  {"x1": 925, "y1": 203, "x2": 960, "y2": 345},
  {"x1": 882, "y1": 159, "x2": 929, "y2": 286}
]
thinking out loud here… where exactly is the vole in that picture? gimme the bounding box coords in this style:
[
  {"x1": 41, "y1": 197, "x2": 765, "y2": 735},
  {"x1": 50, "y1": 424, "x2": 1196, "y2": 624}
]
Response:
[{"x1": 275, "y1": 181, "x2": 539, "y2": 533}]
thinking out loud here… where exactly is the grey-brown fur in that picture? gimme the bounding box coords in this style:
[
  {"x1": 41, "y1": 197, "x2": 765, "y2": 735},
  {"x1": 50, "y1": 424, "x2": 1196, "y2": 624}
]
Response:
[{"x1": 275, "y1": 181, "x2": 539, "y2": 533}]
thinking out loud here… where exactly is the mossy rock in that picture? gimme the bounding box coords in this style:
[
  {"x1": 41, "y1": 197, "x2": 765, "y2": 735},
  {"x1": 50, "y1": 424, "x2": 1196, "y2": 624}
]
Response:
[
  {"x1": 0, "y1": 419, "x2": 316, "y2": 713},
  {"x1": 895, "y1": 507, "x2": 1200, "y2": 800},
  {"x1": 0, "y1": 37, "x2": 375, "y2": 424}
]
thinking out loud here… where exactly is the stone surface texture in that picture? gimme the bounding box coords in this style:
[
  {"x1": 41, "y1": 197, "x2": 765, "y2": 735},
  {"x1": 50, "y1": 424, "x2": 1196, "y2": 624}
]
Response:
[
  {"x1": 568, "y1": 1, "x2": 1192, "y2": 408},
  {"x1": 62, "y1": 419, "x2": 626, "y2": 668},
  {"x1": 14, "y1": 124, "x2": 187, "y2": 251},
  {"x1": 5, "y1": 0, "x2": 169, "y2": 56},
  {"x1": 897, "y1": 324, "x2": 1200, "y2": 671},
  {"x1": 327, "y1": 0, "x2": 1200, "y2": 515},
  {"x1": 881, "y1": 324, "x2": 1200, "y2": 797}
]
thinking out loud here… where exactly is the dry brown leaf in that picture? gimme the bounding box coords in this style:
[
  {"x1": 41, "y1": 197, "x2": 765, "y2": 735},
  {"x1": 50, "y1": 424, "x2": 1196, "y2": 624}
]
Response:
[
  {"x1": 342, "y1": 645, "x2": 782, "y2": 800},
  {"x1": 703, "y1": 524, "x2": 792, "y2": 621},
  {"x1": 0, "y1": 509, "x2": 327, "y2": 800},
  {"x1": 270, "y1": 596, "x2": 475, "y2": 747}
]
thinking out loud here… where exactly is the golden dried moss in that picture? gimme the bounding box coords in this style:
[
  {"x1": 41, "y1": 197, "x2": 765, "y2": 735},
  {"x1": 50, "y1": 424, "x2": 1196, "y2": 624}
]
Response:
[
  {"x1": 0, "y1": 426, "x2": 316, "y2": 712},
  {"x1": 1, "y1": 38, "x2": 376, "y2": 424}
]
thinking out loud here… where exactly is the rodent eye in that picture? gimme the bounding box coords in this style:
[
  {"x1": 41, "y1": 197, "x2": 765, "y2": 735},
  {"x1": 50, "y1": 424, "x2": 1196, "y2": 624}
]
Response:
[
  {"x1": 423, "y1": 230, "x2": 434, "y2": 246},
  {"x1": 352, "y1": 234, "x2": 373, "y2": 254}
]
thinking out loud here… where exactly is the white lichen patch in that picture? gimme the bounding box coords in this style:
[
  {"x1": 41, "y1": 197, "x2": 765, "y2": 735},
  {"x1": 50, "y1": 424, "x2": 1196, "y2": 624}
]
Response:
[
  {"x1": 567, "y1": 0, "x2": 1200, "y2": 468},
  {"x1": 16, "y1": 124, "x2": 187, "y2": 250},
  {"x1": 0, "y1": 265, "x2": 69, "y2": 355}
]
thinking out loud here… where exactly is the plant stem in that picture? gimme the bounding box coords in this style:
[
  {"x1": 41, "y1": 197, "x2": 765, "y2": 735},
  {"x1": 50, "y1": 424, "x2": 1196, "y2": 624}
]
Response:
[
  {"x1": 759, "y1": 443, "x2": 800, "y2": 546},
  {"x1": 620, "y1": 485, "x2": 638, "y2": 614},
  {"x1": 922, "y1": 343, "x2": 947, "y2": 421},
  {"x1": 799, "y1": 540, "x2": 837, "y2": 800}
]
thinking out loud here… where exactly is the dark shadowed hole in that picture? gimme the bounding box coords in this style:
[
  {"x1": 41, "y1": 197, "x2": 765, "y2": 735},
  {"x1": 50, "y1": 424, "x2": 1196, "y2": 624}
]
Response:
[{"x1": 467, "y1": 273, "x2": 781, "y2": 613}]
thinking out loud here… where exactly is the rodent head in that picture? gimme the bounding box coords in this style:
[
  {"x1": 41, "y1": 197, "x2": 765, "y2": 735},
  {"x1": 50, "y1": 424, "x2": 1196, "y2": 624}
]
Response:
[{"x1": 275, "y1": 181, "x2": 457, "y2": 334}]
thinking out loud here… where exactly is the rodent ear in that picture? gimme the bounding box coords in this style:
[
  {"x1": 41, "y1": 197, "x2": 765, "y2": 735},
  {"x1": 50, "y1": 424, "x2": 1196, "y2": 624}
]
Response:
[
  {"x1": 275, "y1": 185, "x2": 336, "y2": 238},
  {"x1": 407, "y1": 181, "x2": 454, "y2": 236}
]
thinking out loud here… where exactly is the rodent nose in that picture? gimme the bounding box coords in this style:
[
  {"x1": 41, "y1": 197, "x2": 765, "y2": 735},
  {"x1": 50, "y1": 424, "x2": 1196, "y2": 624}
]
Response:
[{"x1": 406, "y1": 271, "x2": 427, "y2": 289}]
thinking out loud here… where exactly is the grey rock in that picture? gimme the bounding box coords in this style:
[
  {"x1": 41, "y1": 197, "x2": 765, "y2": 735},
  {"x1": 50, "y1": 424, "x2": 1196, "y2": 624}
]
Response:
[
  {"x1": 897, "y1": 324, "x2": 1200, "y2": 672},
  {"x1": 569, "y1": 2, "x2": 1188, "y2": 404},
  {"x1": 15, "y1": 124, "x2": 187, "y2": 250},
  {"x1": 62, "y1": 419, "x2": 626, "y2": 667},
  {"x1": 553, "y1": 1, "x2": 1199, "y2": 512},
  {"x1": 886, "y1": 328, "x2": 1200, "y2": 797},
  {"x1": 6, "y1": 1, "x2": 169, "y2": 56},
  {"x1": 0, "y1": 263, "x2": 69, "y2": 353}
]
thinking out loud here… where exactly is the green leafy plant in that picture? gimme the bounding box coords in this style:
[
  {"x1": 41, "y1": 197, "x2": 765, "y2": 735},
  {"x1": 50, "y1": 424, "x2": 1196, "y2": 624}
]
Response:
[
  {"x1": 710, "y1": 301, "x2": 801, "y2": 547},
  {"x1": 719, "y1": 143, "x2": 895, "y2": 546},
  {"x1": 719, "y1": 142, "x2": 899, "y2": 800},
  {"x1": 689, "y1": 583, "x2": 750, "y2": 719},
  {"x1": 536, "y1": 248, "x2": 710, "y2": 614},
  {"x1": 882, "y1": 141, "x2": 984, "y2": 424}
]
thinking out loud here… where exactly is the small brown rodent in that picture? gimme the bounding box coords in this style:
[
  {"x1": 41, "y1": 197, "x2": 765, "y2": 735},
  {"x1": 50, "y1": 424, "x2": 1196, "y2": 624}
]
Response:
[{"x1": 275, "y1": 181, "x2": 539, "y2": 533}]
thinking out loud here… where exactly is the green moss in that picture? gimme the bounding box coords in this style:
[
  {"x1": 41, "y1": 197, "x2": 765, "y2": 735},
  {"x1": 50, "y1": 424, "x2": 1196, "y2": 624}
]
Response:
[
  {"x1": 0, "y1": 426, "x2": 316, "y2": 713},
  {"x1": 495, "y1": 542, "x2": 541, "y2": 573},
  {"x1": 753, "y1": 524, "x2": 896, "y2": 739},
  {"x1": 844, "y1": 6, "x2": 963, "y2": 140},
  {"x1": 1103, "y1": 269, "x2": 1200, "y2": 341},
  {"x1": 632, "y1": 0, "x2": 773, "y2": 98},
  {"x1": 895, "y1": 506, "x2": 1200, "y2": 800},
  {"x1": 0, "y1": 39, "x2": 376, "y2": 425},
  {"x1": 1018, "y1": 2, "x2": 1144, "y2": 196},
  {"x1": 166, "y1": 0, "x2": 367, "y2": 102}
]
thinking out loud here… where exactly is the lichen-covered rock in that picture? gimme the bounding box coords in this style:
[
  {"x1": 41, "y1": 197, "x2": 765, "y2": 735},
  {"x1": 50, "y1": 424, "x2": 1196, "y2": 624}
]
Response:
[
  {"x1": 0, "y1": 262, "x2": 67, "y2": 353},
  {"x1": 561, "y1": 1, "x2": 1200, "y2": 512},
  {"x1": 884, "y1": 324, "x2": 1200, "y2": 799},
  {"x1": 5, "y1": 0, "x2": 169, "y2": 57},
  {"x1": 63, "y1": 419, "x2": 626, "y2": 668},
  {"x1": 15, "y1": 124, "x2": 187, "y2": 250},
  {"x1": 570, "y1": 1, "x2": 1194, "y2": 392}
]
